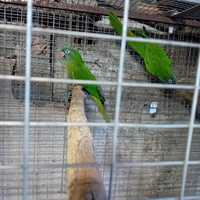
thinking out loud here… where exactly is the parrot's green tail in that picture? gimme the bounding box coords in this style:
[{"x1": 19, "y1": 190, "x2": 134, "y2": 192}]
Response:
[{"x1": 91, "y1": 96, "x2": 110, "y2": 122}]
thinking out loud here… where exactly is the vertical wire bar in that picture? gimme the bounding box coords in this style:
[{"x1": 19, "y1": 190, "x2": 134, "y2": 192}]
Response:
[
  {"x1": 60, "y1": 120, "x2": 67, "y2": 192},
  {"x1": 107, "y1": 0, "x2": 130, "y2": 199},
  {"x1": 181, "y1": 49, "x2": 200, "y2": 200},
  {"x1": 23, "y1": 0, "x2": 33, "y2": 200}
]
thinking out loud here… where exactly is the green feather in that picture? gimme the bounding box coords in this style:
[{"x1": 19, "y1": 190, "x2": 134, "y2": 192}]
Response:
[
  {"x1": 90, "y1": 96, "x2": 110, "y2": 123},
  {"x1": 108, "y1": 12, "x2": 176, "y2": 84},
  {"x1": 61, "y1": 46, "x2": 110, "y2": 122}
]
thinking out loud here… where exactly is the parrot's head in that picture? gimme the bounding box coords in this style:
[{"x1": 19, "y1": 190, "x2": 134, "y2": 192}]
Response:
[
  {"x1": 60, "y1": 45, "x2": 83, "y2": 67},
  {"x1": 62, "y1": 45, "x2": 73, "y2": 59},
  {"x1": 57, "y1": 45, "x2": 74, "y2": 66}
]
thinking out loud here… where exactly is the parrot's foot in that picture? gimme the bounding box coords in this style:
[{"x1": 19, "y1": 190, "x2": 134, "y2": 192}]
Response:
[{"x1": 65, "y1": 87, "x2": 73, "y2": 111}]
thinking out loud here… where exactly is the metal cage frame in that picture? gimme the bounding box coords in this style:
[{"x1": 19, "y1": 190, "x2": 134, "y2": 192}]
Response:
[{"x1": 1, "y1": 0, "x2": 200, "y2": 200}]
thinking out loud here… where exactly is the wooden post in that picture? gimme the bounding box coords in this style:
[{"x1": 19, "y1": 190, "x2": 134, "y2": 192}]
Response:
[{"x1": 67, "y1": 86, "x2": 106, "y2": 200}]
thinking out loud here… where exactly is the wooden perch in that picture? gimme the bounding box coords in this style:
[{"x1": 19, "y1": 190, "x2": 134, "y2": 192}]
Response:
[{"x1": 66, "y1": 86, "x2": 106, "y2": 200}]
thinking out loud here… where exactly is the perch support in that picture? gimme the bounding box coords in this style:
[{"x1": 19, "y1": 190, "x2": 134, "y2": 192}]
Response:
[{"x1": 67, "y1": 86, "x2": 106, "y2": 200}]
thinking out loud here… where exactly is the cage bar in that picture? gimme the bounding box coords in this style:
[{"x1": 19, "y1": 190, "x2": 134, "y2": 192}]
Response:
[{"x1": 22, "y1": 0, "x2": 32, "y2": 199}]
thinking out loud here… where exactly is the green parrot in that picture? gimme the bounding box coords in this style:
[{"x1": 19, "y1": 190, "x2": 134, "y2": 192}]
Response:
[
  {"x1": 108, "y1": 12, "x2": 176, "y2": 84},
  {"x1": 61, "y1": 46, "x2": 110, "y2": 122}
]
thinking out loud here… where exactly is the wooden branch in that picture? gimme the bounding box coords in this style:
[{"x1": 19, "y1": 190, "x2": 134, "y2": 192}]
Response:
[{"x1": 67, "y1": 85, "x2": 106, "y2": 200}]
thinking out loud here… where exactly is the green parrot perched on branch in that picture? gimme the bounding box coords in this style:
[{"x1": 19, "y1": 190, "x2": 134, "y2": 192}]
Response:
[
  {"x1": 108, "y1": 12, "x2": 176, "y2": 84},
  {"x1": 61, "y1": 46, "x2": 110, "y2": 122}
]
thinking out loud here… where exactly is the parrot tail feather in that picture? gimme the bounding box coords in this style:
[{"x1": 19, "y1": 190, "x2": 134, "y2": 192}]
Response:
[{"x1": 91, "y1": 96, "x2": 110, "y2": 122}]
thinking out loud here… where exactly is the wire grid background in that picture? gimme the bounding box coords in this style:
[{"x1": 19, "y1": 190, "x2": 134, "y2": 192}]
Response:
[
  {"x1": 1, "y1": 0, "x2": 199, "y2": 16},
  {"x1": 0, "y1": 0, "x2": 200, "y2": 200}
]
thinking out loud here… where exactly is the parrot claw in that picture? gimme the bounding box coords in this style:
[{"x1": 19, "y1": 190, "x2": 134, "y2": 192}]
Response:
[{"x1": 64, "y1": 88, "x2": 73, "y2": 111}]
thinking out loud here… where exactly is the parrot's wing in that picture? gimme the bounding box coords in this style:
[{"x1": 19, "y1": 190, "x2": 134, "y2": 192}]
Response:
[
  {"x1": 79, "y1": 65, "x2": 97, "y2": 80},
  {"x1": 83, "y1": 84, "x2": 105, "y2": 105},
  {"x1": 77, "y1": 62, "x2": 106, "y2": 104},
  {"x1": 90, "y1": 95, "x2": 110, "y2": 122},
  {"x1": 108, "y1": 12, "x2": 146, "y2": 57},
  {"x1": 144, "y1": 43, "x2": 176, "y2": 83}
]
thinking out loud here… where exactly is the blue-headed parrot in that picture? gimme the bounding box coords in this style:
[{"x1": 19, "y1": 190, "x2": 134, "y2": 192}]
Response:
[{"x1": 61, "y1": 46, "x2": 110, "y2": 122}]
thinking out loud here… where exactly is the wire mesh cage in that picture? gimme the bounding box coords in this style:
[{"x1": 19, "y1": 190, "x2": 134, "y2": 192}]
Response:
[{"x1": 0, "y1": 0, "x2": 200, "y2": 200}]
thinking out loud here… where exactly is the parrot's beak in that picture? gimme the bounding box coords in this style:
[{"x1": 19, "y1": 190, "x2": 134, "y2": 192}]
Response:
[
  {"x1": 55, "y1": 51, "x2": 66, "y2": 66},
  {"x1": 57, "y1": 47, "x2": 65, "y2": 56},
  {"x1": 56, "y1": 51, "x2": 65, "y2": 60}
]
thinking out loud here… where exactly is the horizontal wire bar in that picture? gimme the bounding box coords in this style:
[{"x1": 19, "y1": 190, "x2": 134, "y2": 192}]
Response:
[
  {"x1": 0, "y1": 121, "x2": 114, "y2": 127},
  {"x1": 118, "y1": 161, "x2": 184, "y2": 167},
  {"x1": 122, "y1": 82, "x2": 195, "y2": 90},
  {"x1": 189, "y1": 160, "x2": 200, "y2": 165},
  {"x1": 1, "y1": 160, "x2": 200, "y2": 170},
  {"x1": 119, "y1": 123, "x2": 189, "y2": 128},
  {"x1": 0, "y1": 163, "x2": 102, "y2": 170},
  {"x1": 146, "y1": 197, "x2": 179, "y2": 200},
  {"x1": 0, "y1": 161, "x2": 186, "y2": 170},
  {"x1": 0, "y1": 24, "x2": 199, "y2": 48},
  {"x1": 0, "y1": 24, "x2": 121, "y2": 40},
  {"x1": 126, "y1": 36, "x2": 200, "y2": 48},
  {"x1": 184, "y1": 196, "x2": 200, "y2": 200},
  {"x1": 0, "y1": 121, "x2": 190, "y2": 128},
  {"x1": 0, "y1": 75, "x2": 196, "y2": 90},
  {"x1": 0, "y1": 74, "x2": 117, "y2": 86},
  {"x1": 147, "y1": 196, "x2": 200, "y2": 200},
  {"x1": 193, "y1": 124, "x2": 200, "y2": 128}
]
